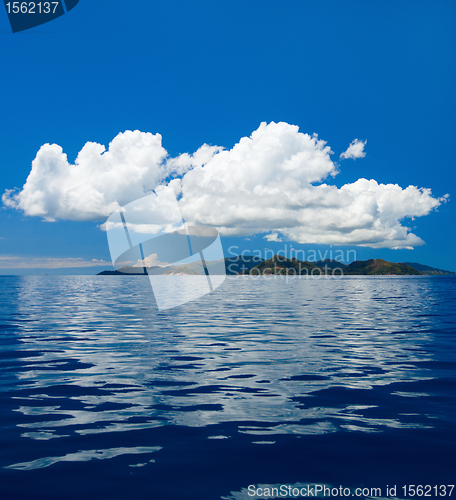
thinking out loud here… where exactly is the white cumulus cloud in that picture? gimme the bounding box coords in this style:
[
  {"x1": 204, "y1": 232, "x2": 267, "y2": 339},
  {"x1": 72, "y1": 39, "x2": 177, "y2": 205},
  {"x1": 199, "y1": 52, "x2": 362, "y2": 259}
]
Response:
[
  {"x1": 3, "y1": 130, "x2": 167, "y2": 221},
  {"x1": 340, "y1": 139, "x2": 367, "y2": 160},
  {"x1": 133, "y1": 253, "x2": 170, "y2": 268},
  {"x1": 2, "y1": 131, "x2": 222, "y2": 222},
  {"x1": 264, "y1": 233, "x2": 283, "y2": 242},
  {"x1": 2, "y1": 122, "x2": 448, "y2": 249}
]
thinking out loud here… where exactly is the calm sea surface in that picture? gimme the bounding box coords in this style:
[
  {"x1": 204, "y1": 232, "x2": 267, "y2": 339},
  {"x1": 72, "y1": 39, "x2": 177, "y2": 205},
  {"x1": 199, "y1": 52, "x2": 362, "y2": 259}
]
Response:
[{"x1": 0, "y1": 276, "x2": 455, "y2": 499}]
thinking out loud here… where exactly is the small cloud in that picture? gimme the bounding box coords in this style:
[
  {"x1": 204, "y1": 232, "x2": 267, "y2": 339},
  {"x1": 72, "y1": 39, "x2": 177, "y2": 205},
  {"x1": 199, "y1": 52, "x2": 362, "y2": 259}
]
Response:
[
  {"x1": 340, "y1": 139, "x2": 367, "y2": 160},
  {"x1": 133, "y1": 253, "x2": 169, "y2": 268},
  {"x1": 263, "y1": 232, "x2": 282, "y2": 242}
]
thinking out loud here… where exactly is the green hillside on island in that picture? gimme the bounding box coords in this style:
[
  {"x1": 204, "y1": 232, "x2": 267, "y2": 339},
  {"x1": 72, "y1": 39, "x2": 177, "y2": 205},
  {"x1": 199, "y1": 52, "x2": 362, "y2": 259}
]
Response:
[
  {"x1": 96, "y1": 256, "x2": 456, "y2": 276},
  {"x1": 344, "y1": 259, "x2": 421, "y2": 275},
  {"x1": 239, "y1": 255, "x2": 338, "y2": 275},
  {"x1": 242, "y1": 257, "x2": 420, "y2": 276}
]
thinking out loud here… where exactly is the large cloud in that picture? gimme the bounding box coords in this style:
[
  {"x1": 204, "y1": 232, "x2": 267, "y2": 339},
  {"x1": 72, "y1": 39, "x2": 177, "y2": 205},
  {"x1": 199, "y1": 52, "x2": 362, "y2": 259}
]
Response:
[
  {"x1": 3, "y1": 131, "x2": 167, "y2": 221},
  {"x1": 2, "y1": 122, "x2": 448, "y2": 249}
]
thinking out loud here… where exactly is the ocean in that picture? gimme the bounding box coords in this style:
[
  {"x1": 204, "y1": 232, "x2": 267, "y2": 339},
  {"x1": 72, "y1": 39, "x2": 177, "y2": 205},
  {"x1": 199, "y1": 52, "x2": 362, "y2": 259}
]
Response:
[{"x1": 0, "y1": 275, "x2": 455, "y2": 499}]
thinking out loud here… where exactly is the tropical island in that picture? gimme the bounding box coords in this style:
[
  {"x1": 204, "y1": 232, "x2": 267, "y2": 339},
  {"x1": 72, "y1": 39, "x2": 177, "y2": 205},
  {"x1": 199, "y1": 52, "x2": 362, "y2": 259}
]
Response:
[{"x1": 98, "y1": 256, "x2": 456, "y2": 276}]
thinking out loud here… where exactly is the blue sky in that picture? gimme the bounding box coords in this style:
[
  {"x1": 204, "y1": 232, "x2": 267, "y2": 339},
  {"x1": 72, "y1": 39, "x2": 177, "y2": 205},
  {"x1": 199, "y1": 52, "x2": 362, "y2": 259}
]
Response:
[{"x1": 1, "y1": 0, "x2": 455, "y2": 273}]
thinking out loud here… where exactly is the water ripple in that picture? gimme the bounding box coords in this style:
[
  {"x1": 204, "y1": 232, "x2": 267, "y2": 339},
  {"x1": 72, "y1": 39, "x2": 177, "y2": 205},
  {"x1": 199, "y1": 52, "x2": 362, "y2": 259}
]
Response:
[{"x1": 0, "y1": 275, "x2": 455, "y2": 498}]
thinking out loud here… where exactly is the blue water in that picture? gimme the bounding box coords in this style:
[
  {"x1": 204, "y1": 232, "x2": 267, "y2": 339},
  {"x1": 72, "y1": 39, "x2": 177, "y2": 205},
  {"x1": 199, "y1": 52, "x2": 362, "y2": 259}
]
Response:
[{"x1": 0, "y1": 275, "x2": 455, "y2": 499}]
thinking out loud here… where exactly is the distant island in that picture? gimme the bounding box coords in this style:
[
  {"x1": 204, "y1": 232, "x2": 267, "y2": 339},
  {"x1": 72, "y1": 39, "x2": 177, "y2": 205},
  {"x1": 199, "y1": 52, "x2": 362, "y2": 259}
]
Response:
[
  {"x1": 98, "y1": 256, "x2": 456, "y2": 276},
  {"x1": 403, "y1": 262, "x2": 456, "y2": 276}
]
